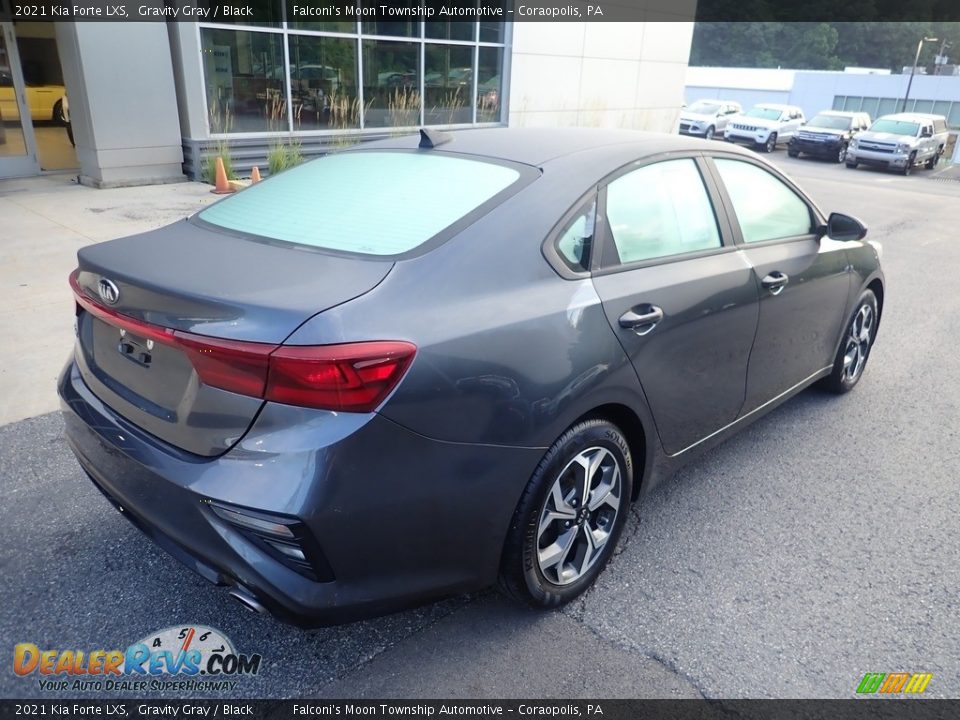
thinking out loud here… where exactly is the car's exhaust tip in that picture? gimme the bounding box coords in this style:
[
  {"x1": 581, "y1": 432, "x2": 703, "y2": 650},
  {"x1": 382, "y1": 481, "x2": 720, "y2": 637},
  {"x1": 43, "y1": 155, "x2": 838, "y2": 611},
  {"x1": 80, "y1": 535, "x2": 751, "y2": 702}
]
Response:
[{"x1": 228, "y1": 585, "x2": 267, "y2": 615}]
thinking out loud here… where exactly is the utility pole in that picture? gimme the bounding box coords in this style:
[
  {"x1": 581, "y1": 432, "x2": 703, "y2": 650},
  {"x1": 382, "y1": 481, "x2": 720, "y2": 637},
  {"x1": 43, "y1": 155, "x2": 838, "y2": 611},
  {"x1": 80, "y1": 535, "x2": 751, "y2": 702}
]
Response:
[
  {"x1": 933, "y1": 39, "x2": 951, "y2": 76},
  {"x1": 902, "y1": 37, "x2": 937, "y2": 112}
]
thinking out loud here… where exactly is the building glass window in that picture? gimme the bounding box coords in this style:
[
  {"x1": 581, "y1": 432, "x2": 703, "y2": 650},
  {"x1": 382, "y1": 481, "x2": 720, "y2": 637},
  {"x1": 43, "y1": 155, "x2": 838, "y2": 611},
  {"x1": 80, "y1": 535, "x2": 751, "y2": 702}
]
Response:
[
  {"x1": 362, "y1": 39, "x2": 420, "y2": 128},
  {"x1": 201, "y1": 28, "x2": 286, "y2": 133},
  {"x1": 287, "y1": 35, "x2": 359, "y2": 131},
  {"x1": 426, "y1": 21, "x2": 475, "y2": 41},
  {"x1": 199, "y1": 16, "x2": 508, "y2": 135},
  {"x1": 425, "y1": 44, "x2": 473, "y2": 125},
  {"x1": 477, "y1": 47, "x2": 502, "y2": 123},
  {"x1": 362, "y1": 0, "x2": 420, "y2": 38}
]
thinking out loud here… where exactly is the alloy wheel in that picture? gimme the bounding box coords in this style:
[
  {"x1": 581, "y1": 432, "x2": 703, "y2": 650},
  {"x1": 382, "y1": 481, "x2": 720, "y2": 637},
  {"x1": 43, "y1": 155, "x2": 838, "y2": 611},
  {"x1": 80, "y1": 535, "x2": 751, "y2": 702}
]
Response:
[
  {"x1": 837, "y1": 145, "x2": 847, "y2": 163},
  {"x1": 536, "y1": 446, "x2": 622, "y2": 586},
  {"x1": 842, "y1": 303, "x2": 874, "y2": 384}
]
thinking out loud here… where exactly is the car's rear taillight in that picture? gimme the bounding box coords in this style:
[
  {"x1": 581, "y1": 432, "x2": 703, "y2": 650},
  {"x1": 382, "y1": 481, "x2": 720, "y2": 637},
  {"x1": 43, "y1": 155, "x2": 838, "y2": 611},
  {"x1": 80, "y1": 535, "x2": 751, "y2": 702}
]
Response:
[
  {"x1": 70, "y1": 271, "x2": 416, "y2": 412},
  {"x1": 266, "y1": 342, "x2": 416, "y2": 412}
]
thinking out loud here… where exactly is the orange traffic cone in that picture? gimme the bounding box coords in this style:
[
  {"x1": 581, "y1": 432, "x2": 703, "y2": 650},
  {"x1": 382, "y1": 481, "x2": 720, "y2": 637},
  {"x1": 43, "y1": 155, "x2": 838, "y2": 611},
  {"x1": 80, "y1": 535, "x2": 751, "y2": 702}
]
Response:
[
  {"x1": 211, "y1": 156, "x2": 233, "y2": 194},
  {"x1": 250, "y1": 166, "x2": 262, "y2": 184}
]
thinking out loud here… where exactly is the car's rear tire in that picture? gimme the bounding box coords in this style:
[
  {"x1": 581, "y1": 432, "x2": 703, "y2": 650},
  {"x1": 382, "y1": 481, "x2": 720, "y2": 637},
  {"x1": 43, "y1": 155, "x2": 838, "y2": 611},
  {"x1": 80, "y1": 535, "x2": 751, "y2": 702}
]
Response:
[
  {"x1": 763, "y1": 133, "x2": 778, "y2": 153},
  {"x1": 53, "y1": 99, "x2": 66, "y2": 125},
  {"x1": 845, "y1": 161, "x2": 858, "y2": 169},
  {"x1": 822, "y1": 290, "x2": 878, "y2": 394},
  {"x1": 499, "y1": 419, "x2": 633, "y2": 608},
  {"x1": 787, "y1": 147, "x2": 800, "y2": 158},
  {"x1": 925, "y1": 147, "x2": 942, "y2": 170},
  {"x1": 705, "y1": 125, "x2": 715, "y2": 141}
]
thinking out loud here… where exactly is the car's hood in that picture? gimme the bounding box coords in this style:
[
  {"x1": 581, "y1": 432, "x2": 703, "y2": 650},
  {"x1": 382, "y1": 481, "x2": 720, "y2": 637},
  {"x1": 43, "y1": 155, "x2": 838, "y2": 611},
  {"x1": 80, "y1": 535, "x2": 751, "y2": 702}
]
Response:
[
  {"x1": 735, "y1": 116, "x2": 782, "y2": 129},
  {"x1": 858, "y1": 132, "x2": 915, "y2": 143},
  {"x1": 801, "y1": 126, "x2": 845, "y2": 136},
  {"x1": 679, "y1": 111, "x2": 715, "y2": 123}
]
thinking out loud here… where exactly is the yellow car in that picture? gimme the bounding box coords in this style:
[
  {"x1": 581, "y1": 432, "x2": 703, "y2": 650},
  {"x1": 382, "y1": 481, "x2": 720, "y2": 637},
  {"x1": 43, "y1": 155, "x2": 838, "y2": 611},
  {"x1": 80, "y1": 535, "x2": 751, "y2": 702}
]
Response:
[{"x1": 0, "y1": 68, "x2": 66, "y2": 123}]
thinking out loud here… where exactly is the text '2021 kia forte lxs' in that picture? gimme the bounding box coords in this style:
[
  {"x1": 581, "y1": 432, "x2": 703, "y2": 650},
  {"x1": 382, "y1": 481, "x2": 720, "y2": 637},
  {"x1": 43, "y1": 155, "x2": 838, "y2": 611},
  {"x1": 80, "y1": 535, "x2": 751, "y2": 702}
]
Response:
[{"x1": 60, "y1": 128, "x2": 884, "y2": 625}]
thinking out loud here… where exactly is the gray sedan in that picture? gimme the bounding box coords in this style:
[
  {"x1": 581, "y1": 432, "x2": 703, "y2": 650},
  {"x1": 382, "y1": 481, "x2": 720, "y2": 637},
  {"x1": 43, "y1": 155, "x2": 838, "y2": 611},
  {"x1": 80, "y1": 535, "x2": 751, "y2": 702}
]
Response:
[{"x1": 59, "y1": 128, "x2": 884, "y2": 625}]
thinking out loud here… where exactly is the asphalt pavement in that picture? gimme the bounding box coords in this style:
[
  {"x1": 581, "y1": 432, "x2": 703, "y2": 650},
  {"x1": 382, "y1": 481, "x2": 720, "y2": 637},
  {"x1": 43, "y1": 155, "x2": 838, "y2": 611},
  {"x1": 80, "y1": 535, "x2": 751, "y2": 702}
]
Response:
[{"x1": 2, "y1": 154, "x2": 959, "y2": 699}]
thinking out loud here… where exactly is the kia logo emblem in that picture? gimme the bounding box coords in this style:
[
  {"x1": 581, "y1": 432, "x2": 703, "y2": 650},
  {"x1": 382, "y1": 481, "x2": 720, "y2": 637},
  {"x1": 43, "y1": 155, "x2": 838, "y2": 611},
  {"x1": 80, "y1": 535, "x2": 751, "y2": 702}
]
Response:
[{"x1": 98, "y1": 278, "x2": 120, "y2": 305}]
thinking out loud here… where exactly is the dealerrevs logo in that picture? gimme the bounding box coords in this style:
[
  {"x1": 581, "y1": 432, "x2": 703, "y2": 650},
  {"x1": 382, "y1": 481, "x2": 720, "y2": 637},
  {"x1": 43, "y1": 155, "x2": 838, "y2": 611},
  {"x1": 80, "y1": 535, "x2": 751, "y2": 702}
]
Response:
[{"x1": 13, "y1": 625, "x2": 262, "y2": 693}]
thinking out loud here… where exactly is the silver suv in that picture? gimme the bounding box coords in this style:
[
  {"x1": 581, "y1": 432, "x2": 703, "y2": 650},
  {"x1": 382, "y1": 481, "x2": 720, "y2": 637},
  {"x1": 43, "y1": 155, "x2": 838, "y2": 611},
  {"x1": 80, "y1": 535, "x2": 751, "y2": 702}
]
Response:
[
  {"x1": 678, "y1": 100, "x2": 742, "y2": 140},
  {"x1": 846, "y1": 113, "x2": 949, "y2": 175}
]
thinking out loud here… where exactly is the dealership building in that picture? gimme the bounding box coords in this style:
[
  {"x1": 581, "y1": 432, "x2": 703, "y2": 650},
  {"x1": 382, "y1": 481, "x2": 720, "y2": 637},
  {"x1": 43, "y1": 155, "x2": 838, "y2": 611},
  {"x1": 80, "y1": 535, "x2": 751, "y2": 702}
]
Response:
[{"x1": 0, "y1": 8, "x2": 696, "y2": 185}]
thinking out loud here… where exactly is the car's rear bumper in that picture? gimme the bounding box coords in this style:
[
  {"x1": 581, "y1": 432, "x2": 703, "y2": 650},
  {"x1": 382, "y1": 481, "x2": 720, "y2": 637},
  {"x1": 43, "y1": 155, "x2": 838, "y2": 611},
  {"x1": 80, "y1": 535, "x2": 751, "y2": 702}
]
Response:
[{"x1": 58, "y1": 358, "x2": 543, "y2": 626}]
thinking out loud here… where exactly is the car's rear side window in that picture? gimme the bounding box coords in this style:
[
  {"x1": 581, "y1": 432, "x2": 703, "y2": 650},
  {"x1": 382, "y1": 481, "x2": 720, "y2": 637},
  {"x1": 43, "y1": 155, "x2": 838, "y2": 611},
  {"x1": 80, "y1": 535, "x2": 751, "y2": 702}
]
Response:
[{"x1": 198, "y1": 151, "x2": 521, "y2": 256}]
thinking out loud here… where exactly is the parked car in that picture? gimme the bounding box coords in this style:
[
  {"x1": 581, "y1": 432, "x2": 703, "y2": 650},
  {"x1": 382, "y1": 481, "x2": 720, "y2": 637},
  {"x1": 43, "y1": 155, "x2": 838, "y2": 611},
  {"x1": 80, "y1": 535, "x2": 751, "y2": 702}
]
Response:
[
  {"x1": 724, "y1": 103, "x2": 806, "y2": 153},
  {"x1": 788, "y1": 111, "x2": 871, "y2": 163},
  {"x1": 846, "y1": 113, "x2": 949, "y2": 175},
  {"x1": 0, "y1": 67, "x2": 66, "y2": 122},
  {"x1": 678, "y1": 100, "x2": 742, "y2": 140},
  {"x1": 60, "y1": 128, "x2": 883, "y2": 626}
]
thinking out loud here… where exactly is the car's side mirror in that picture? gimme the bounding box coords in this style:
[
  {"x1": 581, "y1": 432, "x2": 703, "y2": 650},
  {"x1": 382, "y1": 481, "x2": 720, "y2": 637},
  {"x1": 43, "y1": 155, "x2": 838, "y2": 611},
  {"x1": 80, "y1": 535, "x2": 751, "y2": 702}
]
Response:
[{"x1": 822, "y1": 212, "x2": 868, "y2": 241}]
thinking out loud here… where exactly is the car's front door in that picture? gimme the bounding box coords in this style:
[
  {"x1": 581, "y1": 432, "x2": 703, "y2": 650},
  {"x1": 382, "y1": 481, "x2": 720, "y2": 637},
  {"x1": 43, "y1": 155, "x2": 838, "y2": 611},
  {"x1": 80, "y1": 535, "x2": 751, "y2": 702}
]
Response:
[
  {"x1": 707, "y1": 156, "x2": 851, "y2": 414},
  {"x1": 591, "y1": 156, "x2": 760, "y2": 456}
]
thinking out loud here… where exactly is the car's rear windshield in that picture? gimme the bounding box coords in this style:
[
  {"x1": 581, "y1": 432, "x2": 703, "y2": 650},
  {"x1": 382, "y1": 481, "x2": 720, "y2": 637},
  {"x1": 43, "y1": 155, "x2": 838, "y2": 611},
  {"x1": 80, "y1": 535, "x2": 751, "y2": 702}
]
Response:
[
  {"x1": 870, "y1": 119, "x2": 920, "y2": 136},
  {"x1": 808, "y1": 115, "x2": 851, "y2": 130},
  {"x1": 745, "y1": 107, "x2": 783, "y2": 120},
  {"x1": 198, "y1": 151, "x2": 522, "y2": 256}
]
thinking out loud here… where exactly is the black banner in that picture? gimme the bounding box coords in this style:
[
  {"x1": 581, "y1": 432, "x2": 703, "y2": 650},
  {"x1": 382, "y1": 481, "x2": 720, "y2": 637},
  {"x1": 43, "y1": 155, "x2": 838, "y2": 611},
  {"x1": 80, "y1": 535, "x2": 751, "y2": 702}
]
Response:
[
  {"x1": 2, "y1": 0, "x2": 960, "y2": 23},
  {"x1": 1, "y1": 700, "x2": 960, "y2": 720}
]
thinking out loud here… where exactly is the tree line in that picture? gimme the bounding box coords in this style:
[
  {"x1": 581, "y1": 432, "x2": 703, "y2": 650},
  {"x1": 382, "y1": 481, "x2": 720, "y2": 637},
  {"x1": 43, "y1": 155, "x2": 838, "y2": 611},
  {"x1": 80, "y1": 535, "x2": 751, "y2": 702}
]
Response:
[{"x1": 691, "y1": 23, "x2": 960, "y2": 72}]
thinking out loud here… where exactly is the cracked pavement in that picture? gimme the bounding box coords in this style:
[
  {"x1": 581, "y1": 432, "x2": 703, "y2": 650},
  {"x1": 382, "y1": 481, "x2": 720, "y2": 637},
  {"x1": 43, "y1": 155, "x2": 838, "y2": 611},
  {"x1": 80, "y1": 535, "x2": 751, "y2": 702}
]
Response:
[{"x1": 2, "y1": 156, "x2": 959, "y2": 699}]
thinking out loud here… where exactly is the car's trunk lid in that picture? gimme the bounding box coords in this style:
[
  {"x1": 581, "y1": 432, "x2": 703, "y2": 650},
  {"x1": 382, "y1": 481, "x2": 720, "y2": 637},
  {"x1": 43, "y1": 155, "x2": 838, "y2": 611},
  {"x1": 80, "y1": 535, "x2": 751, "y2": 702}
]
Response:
[{"x1": 72, "y1": 220, "x2": 393, "y2": 456}]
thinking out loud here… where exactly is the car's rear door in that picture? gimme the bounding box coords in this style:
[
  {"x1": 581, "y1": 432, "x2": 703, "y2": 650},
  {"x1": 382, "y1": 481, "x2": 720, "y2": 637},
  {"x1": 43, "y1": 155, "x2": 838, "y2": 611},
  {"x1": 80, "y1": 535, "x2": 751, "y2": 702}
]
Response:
[
  {"x1": 590, "y1": 155, "x2": 759, "y2": 456},
  {"x1": 705, "y1": 155, "x2": 851, "y2": 415}
]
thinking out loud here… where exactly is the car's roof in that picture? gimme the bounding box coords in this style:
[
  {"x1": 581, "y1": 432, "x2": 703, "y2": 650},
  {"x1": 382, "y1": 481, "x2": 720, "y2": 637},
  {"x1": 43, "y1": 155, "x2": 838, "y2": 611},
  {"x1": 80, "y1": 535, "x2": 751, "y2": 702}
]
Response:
[
  {"x1": 817, "y1": 110, "x2": 858, "y2": 116},
  {"x1": 752, "y1": 103, "x2": 798, "y2": 110},
  {"x1": 351, "y1": 127, "x2": 752, "y2": 168},
  {"x1": 877, "y1": 112, "x2": 945, "y2": 121}
]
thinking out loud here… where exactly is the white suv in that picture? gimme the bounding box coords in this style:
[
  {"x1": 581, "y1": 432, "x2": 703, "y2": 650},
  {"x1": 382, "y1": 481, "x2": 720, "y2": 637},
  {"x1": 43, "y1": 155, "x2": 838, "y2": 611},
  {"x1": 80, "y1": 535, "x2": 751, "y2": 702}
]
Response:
[{"x1": 724, "y1": 104, "x2": 806, "y2": 153}]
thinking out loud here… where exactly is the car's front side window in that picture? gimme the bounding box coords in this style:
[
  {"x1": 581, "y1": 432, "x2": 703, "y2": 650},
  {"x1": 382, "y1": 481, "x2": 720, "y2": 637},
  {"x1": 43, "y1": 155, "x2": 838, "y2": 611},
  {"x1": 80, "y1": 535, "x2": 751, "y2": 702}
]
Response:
[
  {"x1": 714, "y1": 159, "x2": 813, "y2": 244},
  {"x1": 604, "y1": 159, "x2": 721, "y2": 266}
]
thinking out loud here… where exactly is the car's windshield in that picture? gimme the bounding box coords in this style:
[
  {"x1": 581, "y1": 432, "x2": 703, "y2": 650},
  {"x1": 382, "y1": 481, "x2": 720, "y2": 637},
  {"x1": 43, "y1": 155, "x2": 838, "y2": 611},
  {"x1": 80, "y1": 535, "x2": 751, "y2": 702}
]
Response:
[
  {"x1": 197, "y1": 151, "x2": 522, "y2": 256},
  {"x1": 688, "y1": 101, "x2": 721, "y2": 115},
  {"x1": 745, "y1": 107, "x2": 784, "y2": 120},
  {"x1": 808, "y1": 115, "x2": 852, "y2": 130},
  {"x1": 869, "y1": 119, "x2": 920, "y2": 136}
]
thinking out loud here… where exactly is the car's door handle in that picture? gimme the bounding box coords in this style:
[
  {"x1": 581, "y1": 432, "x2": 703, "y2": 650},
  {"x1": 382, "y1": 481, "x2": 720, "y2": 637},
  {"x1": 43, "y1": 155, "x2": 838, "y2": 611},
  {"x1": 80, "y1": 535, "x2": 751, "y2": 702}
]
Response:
[
  {"x1": 762, "y1": 271, "x2": 789, "y2": 295},
  {"x1": 619, "y1": 305, "x2": 664, "y2": 335}
]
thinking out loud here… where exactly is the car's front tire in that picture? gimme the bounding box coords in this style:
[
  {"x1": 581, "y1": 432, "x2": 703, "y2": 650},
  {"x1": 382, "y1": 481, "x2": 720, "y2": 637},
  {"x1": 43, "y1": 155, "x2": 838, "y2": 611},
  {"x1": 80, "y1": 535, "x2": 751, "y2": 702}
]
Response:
[
  {"x1": 823, "y1": 290, "x2": 878, "y2": 394},
  {"x1": 705, "y1": 125, "x2": 715, "y2": 141},
  {"x1": 763, "y1": 133, "x2": 778, "y2": 153},
  {"x1": 902, "y1": 151, "x2": 917, "y2": 176},
  {"x1": 499, "y1": 419, "x2": 633, "y2": 608},
  {"x1": 836, "y1": 143, "x2": 848, "y2": 164}
]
